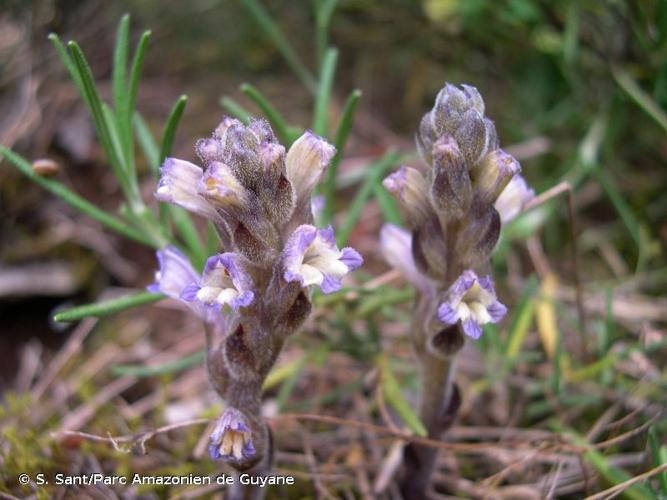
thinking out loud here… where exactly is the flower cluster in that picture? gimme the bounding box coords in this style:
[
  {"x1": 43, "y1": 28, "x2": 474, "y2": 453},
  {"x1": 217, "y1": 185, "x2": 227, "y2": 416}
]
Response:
[
  {"x1": 382, "y1": 83, "x2": 534, "y2": 350},
  {"x1": 149, "y1": 118, "x2": 363, "y2": 468}
]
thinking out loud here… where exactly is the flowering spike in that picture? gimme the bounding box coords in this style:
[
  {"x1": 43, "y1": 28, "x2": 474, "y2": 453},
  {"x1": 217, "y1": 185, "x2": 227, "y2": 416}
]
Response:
[
  {"x1": 382, "y1": 82, "x2": 530, "y2": 496},
  {"x1": 149, "y1": 115, "x2": 363, "y2": 477}
]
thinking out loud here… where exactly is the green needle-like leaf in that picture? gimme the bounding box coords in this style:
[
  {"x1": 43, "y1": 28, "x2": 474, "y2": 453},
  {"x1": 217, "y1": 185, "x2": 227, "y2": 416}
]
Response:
[
  {"x1": 323, "y1": 88, "x2": 361, "y2": 223},
  {"x1": 126, "y1": 30, "x2": 151, "y2": 129},
  {"x1": 379, "y1": 355, "x2": 427, "y2": 436},
  {"x1": 337, "y1": 150, "x2": 400, "y2": 246},
  {"x1": 48, "y1": 34, "x2": 83, "y2": 95},
  {"x1": 241, "y1": 0, "x2": 316, "y2": 93},
  {"x1": 220, "y1": 96, "x2": 252, "y2": 124},
  {"x1": 67, "y1": 41, "x2": 134, "y2": 199},
  {"x1": 240, "y1": 83, "x2": 293, "y2": 143},
  {"x1": 312, "y1": 47, "x2": 338, "y2": 137},
  {"x1": 159, "y1": 95, "x2": 188, "y2": 164},
  {"x1": 0, "y1": 147, "x2": 154, "y2": 247},
  {"x1": 315, "y1": 0, "x2": 339, "y2": 64},
  {"x1": 54, "y1": 291, "x2": 165, "y2": 323},
  {"x1": 134, "y1": 113, "x2": 160, "y2": 176},
  {"x1": 112, "y1": 14, "x2": 130, "y2": 121},
  {"x1": 112, "y1": 351, "x2": 205, "y2": 377}
]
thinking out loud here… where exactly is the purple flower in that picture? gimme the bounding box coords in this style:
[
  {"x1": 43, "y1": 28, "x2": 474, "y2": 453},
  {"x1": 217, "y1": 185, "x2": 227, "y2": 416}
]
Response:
[
  {"x1": 148, "y1": 246, "x2": 221, "y2": 323},
  {"x1": 182, "y1": 253, "x2": 254, "y2": 310},
  {"x1": 285, "y1": 131, "x2": 336, "y2": 204},
  {"x1": 282, "y1": 225, "x2": 363, "y2": 294},
  {"x1": 437, "y1": 270, "x2": 507, "y2": 340},
  {"x1": 155, "y1": 158, "x2": 218, "y2": 220},
  {"x1": 148, "y1": 246, "x2": 198, "y2": 298},
  {"x1": 494, "y1": 174, "x2": 535, "y2": 224},
  {"x1": 209, "y1": 407, "x2": 256, "y2": 461}
]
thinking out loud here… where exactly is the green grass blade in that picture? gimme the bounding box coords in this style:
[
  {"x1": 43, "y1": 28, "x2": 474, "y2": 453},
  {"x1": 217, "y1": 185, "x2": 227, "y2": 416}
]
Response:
[
  {"x1": 112, "y1": 14, "x2": 130, "y2": 120},
  {"x1": 276, "y1": 355, "x2": 307, "y2": 410},
  {"x1": 220, "y1": 96, "x2": 252, "y2": 124},
  {"x1": 159, "y1": 95, "x2": 188, "y2": 164},
  {"x1": 112, "y1": 351, "x2": 204, "y2": 377},
  {"x1": 379, "y1": 355, "x2": 427, "y2": 436},
  {"x1": 126, "y1": 30, "x2": 151, "y2": 129},
  {"x1": 48, "y1": 34, "x2": 83, "y2": 93},
  {"x1": 612, "y1": 65, "x2": 667, "y2": 133},
  {"x1": 374, "y1": 183, "x2": 402, "y2": 225},
  {"x1": 0, "y1": 147, "x2": 154, "y2": 247},
  {"x1": 241, "y1": 0, "x2": 316, "y2": 93},
  {"x1": 594, "y1": 167, "x2": 641, "y2": 247},
  {"x1": 337, "y1": 150, "x2": 400, "y2": 246},
  {"x1": 315, "y1": 0, "x2": 339, "y2": 64},
  {"x1": 240, "y1": 83, "x2": 292, "y2": 143},
  {"x1": 102, "y1": 103, "x2": 129, "y2": 172},
  {"x1": 133, "y1": 113, "x2": 160, "y2": 176},
  {"x1": 312, "y1": 47, "x2": 338, "y2": 137},
  {"x1": 323, "y1": 88, "x2": 361, "y2": 223},
  {"x1": 155, "y1": 95, "x2": 206, "y2": 266},
  {"x1": 67, "y1": 41, "x2": 133, "y2": 199},
  {"x1": 168, "y1": 206, "x2": 207, "y2": 269},
  {"x1": 504, "y1": 274, "x2": 539, "y2": 366},
  {"x1": 54, "y1": 291, "x2": 165, "y2": 322},
  {"x1": 648, "y1": 427, "x2": 667, "y2": 494}
]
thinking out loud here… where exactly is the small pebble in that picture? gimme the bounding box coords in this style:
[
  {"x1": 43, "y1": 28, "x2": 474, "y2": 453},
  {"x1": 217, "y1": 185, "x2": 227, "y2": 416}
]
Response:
[{"x1": 32, "y1": 158, "x2": 60, "y2": 177}]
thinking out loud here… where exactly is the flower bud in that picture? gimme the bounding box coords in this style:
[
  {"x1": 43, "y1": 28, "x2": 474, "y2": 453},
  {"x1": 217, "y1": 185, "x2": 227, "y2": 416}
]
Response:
[
  {"x1": 430, "y1": 136, "x2": 472, "y2": 220},
  {"x1": 285, "y1": 131, "x2": 336, "y2": 205},
  {"x1": 452, "y1": 109, "x2": 495, "y2": 167},
  {"x1": 383, "y1": 166, "x2": 431, "y2": 226},
  {"x1": 471, "y1": 149, "x2": 521, "y2": 206},
  {"x1": 198, "y1": 161, "x2": 249, "y2": 208}
]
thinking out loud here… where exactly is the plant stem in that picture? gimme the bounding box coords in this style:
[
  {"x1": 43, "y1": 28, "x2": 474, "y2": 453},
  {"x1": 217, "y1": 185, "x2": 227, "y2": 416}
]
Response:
[{"x1": 400, "y1": 301, "x2": 461, "y2": 498}]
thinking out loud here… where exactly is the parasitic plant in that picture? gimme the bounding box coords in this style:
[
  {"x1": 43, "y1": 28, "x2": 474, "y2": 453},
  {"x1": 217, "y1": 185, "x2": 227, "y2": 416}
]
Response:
[
  {"x1": 149, "y1": 117, "x2": 363, "y2": 497},
  {"x1": 380, "y1": 83, "x2": 534, "y2": 498}
]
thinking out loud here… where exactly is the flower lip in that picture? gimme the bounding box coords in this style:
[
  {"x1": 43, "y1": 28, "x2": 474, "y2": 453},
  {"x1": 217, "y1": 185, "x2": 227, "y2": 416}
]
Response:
[
  {"x1": 494, "y1": 174, "x2": 535, "y2": 224},
  {"x1": 437, "y1": 270, "x2": 507, "y2": 340},
  {"x1": 209, "y1": 408, "x2": 256, "y2": 462},
  {"x1": 282, "y1": 224, "x2": 363, "y2": 294}
]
